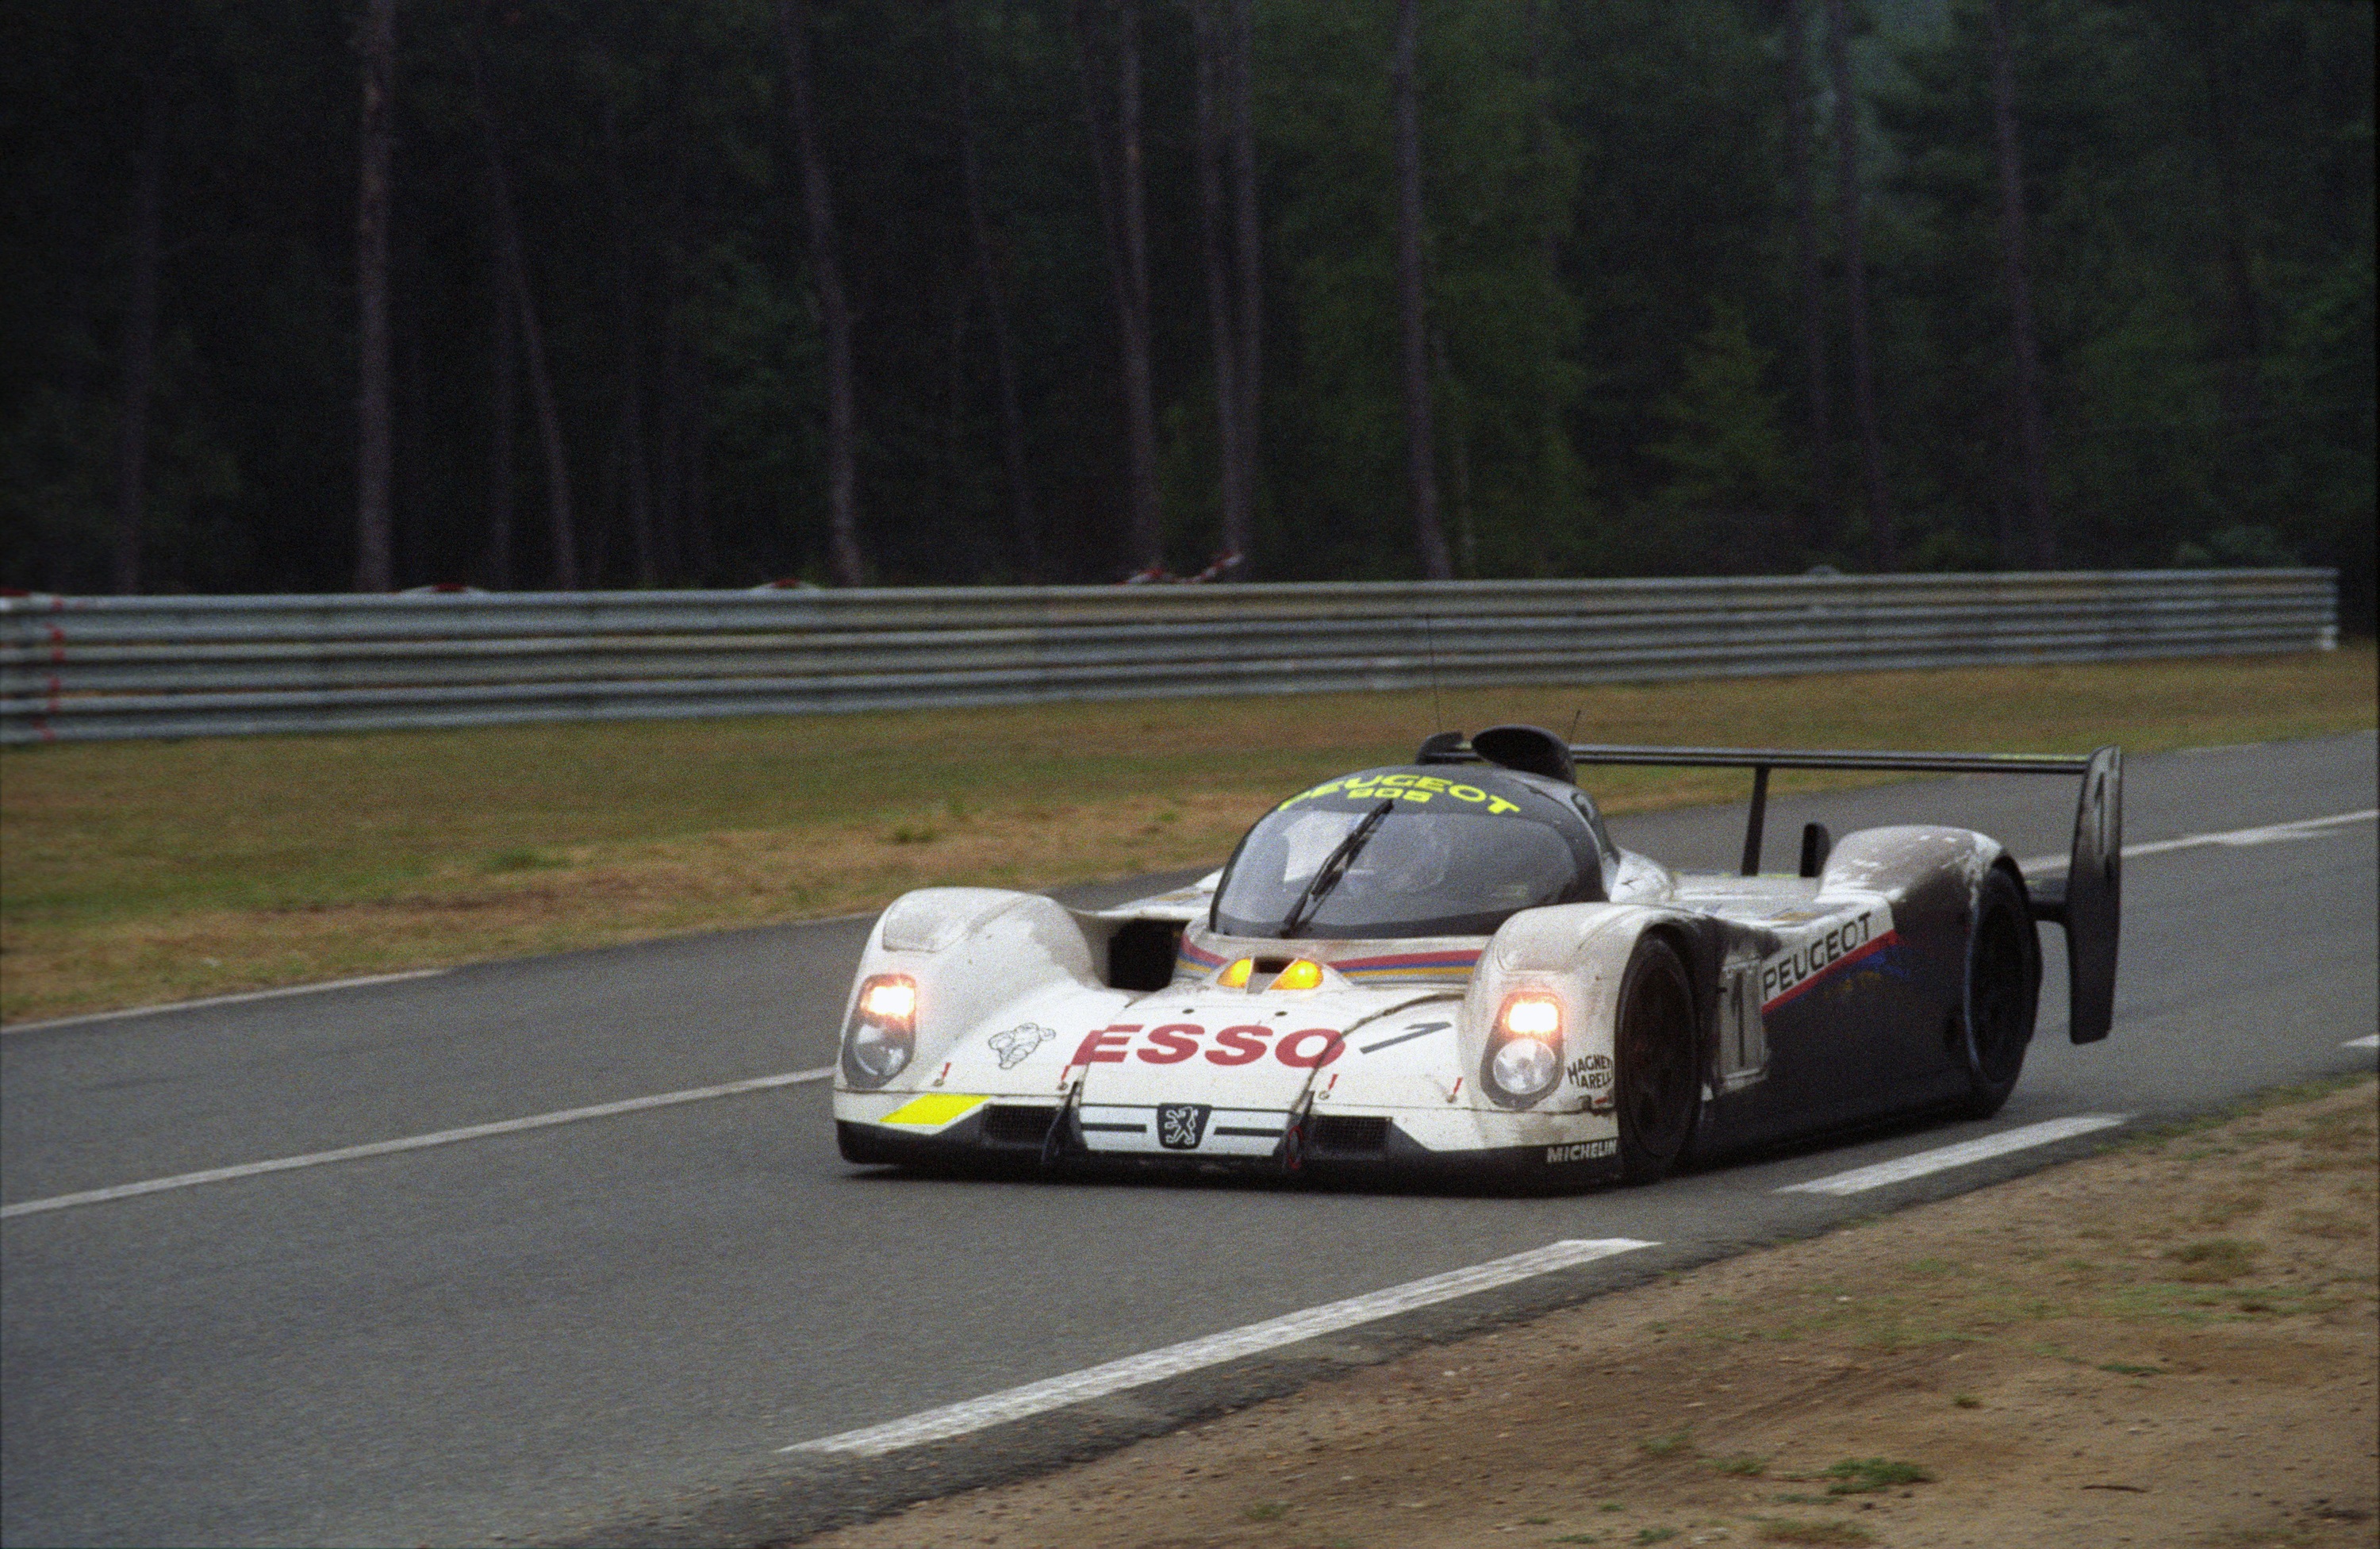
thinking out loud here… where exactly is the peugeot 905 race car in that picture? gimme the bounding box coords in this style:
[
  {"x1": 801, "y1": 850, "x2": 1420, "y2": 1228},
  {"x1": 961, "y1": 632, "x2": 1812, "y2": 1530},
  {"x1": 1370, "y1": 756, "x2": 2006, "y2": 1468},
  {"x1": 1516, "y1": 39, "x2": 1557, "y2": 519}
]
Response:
[{"x1": 832, "y1": 725, "x2": 2121, "y2": 1187}]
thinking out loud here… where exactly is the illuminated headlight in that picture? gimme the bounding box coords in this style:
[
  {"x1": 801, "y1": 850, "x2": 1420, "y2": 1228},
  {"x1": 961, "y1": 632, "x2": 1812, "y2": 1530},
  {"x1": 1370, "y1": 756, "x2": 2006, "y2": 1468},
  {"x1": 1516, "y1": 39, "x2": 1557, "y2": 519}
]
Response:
[
  {"x1": 1482, "y1": 991, "x2": 1564, "y2": 1108},
  {"x1": 842, "y1": 973, "x2": 918, "y2": 1087}
]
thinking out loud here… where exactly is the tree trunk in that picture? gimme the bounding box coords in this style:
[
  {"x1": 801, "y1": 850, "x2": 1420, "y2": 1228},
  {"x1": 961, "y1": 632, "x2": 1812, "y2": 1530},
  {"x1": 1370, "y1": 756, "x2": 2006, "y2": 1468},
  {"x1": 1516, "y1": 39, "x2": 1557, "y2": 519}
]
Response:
[
  {"x1": 1986, "y1": 0, "x2": 2052, "y2": 568},
  {"x1": 946, "y1": 274, "x2": 968, "y2": 513},
  {"x1": 1780, "y1": 0, "x2": 1834, "y2": 551},
  {"x1": 682, "y1": 366, "x2": 710, "y2": 582},
  {"x1": 2198, "y1": 13, "x2": 2266, "y2": 425},
  {"x1": 113, "y1": 81, "x2": 167, "y2": 595},
  {"x1": 487, "y1": 263, "x2": 516, "y2": 588},
  {"x1": 1434, "y1": 331, "x2": 1475, "y2": 576},
  {"x1": 654, "y1": 88, "x2": 693, "y2": 584},
  {"x1": 1114, "y1": 0, "x2": 1162, "y2": 573},
  {"x1": 1070, "y1": 0, "x2": 1164, "y2": 574},
  {"x1": 947, "y1": 0, "x2": 1040, "y2": 581},
  {"x1": 777, "y1": 0, "x2": 865, "y2": 586},
  {"x1": 604, "y1": 98, "x2": 655, "y2": 586},
  {"x1": 653, "y1": 294, "x2": 683, "y2": 581},
  {"x1": 1226, "y1": 0, "x2": 1261, "y2": 566},
  {"x1": 1392, "y1": 0, "x2": 1452, "y2": 580},
  {"x1": 397, "y1": 271, "x2": 429, "y2": 583},
  {"x1": 472, "y1": 45, "x2": 577, "y2": 589},
  {"x1": 353, "y1": 0, "x2": 396, "y2": 592},
  {"x1": 1524, "y1": 0, "x2": 1558, "y2": 283},
  {"x1": 1825, "y1": 0, "x2": 1893, "y2": 571},
  {"x1": 1190, "y1": 0, "x2": 1246, "y2": 568}
]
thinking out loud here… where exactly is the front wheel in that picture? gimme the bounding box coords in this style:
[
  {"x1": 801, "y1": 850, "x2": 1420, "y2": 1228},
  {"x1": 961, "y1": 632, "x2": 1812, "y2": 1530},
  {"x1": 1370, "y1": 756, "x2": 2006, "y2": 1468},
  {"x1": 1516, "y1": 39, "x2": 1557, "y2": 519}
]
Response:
[
  {"x1": 1615, "y1": 935, "x2": 1700, "y2": 1183},
  {"x1": 1956, "y1": 867, "x2": 2041, "y2": 1118}
]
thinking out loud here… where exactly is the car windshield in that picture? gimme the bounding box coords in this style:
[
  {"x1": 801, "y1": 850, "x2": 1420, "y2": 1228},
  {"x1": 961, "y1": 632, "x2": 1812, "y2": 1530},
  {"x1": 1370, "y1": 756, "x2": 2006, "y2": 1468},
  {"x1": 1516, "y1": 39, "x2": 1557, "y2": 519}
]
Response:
[{"x1": 1212, "y1": 803, "x2": 1585, "y2": 939}]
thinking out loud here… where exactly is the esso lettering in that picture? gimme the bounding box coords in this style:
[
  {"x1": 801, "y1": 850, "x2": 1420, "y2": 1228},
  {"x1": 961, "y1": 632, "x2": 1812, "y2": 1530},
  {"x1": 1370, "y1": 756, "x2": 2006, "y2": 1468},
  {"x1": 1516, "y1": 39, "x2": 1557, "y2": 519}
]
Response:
[{"x1": 1069, "y1": 1021, "x2": 1364, "y2": 1069}]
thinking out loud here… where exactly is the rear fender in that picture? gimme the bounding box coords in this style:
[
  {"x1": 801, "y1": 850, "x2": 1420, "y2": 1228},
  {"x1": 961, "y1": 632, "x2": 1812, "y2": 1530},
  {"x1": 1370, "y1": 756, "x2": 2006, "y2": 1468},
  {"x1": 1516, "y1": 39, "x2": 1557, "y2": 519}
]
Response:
[
  {"x1": 1818, "y1": 825, "x2": 2003, "y2": 1024},
  {"x1": 1818, "y1": 825, "x2": 2005, "y2": 905}
]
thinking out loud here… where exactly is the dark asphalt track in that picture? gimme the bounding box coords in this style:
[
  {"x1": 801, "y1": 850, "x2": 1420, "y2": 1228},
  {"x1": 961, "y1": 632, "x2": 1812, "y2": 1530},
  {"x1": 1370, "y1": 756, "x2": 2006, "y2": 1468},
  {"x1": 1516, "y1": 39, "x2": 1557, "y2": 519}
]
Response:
[{"x1": 3, "y1": 731, "x2": 2373, "y2": 1547}]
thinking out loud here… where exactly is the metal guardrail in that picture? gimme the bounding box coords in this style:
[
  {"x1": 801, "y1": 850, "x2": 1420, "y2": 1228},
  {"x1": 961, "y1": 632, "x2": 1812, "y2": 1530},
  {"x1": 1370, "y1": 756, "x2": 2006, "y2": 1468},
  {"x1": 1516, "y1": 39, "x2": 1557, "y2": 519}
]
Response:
[{"x1": 0, "y1": 570, "x2": 2339, "y2": 744}]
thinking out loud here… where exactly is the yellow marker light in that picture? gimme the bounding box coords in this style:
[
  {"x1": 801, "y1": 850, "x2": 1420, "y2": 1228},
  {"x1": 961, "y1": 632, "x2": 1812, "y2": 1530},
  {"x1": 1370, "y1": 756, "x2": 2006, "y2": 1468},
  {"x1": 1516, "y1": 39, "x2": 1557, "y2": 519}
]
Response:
[
  {"x1": 1499, "y1": 993, "x2": 1561, "y2": 1037},
  {"x1": 1218, "y1": 957, "x2": 1254, "y2": 988},
  {"x1": 860, "y1": 979, "x2": 918, "y2": 1022},
  {"x1": 1272, "y1": 958, "x2": 1326, "y2": 991},
  {"x1": 881, "y1": 1094, "x2": 986, "y2": 1128}
]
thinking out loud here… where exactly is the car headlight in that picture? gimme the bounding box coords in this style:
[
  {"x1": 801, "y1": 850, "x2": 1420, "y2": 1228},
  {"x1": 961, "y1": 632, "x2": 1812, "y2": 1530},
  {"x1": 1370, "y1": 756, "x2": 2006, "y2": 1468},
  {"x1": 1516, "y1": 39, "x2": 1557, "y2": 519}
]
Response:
[
  {"x1": 1482, "y1": 990, "x2": 1564, "y2": 1107},
  {"x1": 843, "y1": 973, "x2": 918, "y2": 1087}
]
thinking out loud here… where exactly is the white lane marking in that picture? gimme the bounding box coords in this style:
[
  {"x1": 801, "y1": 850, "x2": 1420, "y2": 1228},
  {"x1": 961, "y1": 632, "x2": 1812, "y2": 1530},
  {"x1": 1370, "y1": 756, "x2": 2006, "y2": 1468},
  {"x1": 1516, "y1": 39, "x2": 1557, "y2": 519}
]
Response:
[
  {"x1": 2344, "y1": 1035, "x2": 2379, "y2": 1051},
  {"x1": 783, "y1": 1237, "x2": 1656, "y2": 1458},
  {"x1": 2019, "y1": 808, "x2": 2375, "y2": 873},
  {"x1": 1, "y1": 969, "x2": 449, "y2": 1036},
  {"x1": 1775, "y1": 1113, "x2": 2131, "y2": 1197},
  {"x1": 0, "y1": 1067, "x2": 836, "y2": 1220}
]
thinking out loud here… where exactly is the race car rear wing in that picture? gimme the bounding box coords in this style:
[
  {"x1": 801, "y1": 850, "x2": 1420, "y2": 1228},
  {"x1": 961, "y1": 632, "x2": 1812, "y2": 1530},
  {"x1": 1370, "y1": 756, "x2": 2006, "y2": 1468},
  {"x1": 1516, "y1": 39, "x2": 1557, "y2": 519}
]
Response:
[{"x1": 1418, "y1": 728, "x2": 2122, "y2": 1044}]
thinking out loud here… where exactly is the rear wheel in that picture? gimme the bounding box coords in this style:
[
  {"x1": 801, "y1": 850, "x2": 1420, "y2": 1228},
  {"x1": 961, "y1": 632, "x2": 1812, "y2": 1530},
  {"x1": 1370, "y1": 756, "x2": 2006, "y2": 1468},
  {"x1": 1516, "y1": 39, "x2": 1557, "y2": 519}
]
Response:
[
  {"x1": 1957, "y1": 867, "x2": 2040, "y2": 1118},
  {"x1": 1615, "y1": 935, "x2": 1700, "y2": 1183}
]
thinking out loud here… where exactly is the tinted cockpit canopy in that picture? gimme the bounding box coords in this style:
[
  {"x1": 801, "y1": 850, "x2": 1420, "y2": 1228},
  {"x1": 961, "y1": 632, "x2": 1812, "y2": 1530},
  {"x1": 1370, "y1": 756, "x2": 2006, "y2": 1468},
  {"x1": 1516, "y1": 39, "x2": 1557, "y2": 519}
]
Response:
[{"x1": 1211, "y1": 766, "x2": 1603, "y2": 939}]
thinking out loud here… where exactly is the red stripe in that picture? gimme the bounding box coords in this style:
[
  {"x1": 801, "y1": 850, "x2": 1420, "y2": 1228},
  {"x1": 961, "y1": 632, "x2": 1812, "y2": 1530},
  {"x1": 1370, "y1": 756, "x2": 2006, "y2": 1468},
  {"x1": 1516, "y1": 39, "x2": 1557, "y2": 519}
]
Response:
[
  {"x1": 1335, "y1": 950, "x2": 1481, "y2": 971},
  {"x1": 1760, "y1": 929, "x2": 1901, "y2": 1013}
]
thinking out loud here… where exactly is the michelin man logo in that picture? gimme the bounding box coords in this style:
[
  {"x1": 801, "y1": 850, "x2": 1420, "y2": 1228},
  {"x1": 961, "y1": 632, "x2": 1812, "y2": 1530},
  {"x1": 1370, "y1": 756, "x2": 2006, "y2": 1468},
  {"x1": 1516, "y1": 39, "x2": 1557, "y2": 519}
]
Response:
[{"x1": 986, "y1": 1023, "x2": 1057, "y2": 1070}]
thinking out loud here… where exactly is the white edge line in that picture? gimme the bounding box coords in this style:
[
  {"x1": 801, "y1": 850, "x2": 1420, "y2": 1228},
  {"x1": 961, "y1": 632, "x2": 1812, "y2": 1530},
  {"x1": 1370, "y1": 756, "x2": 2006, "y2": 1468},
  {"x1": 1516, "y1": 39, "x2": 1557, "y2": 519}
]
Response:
[
  {"x1": 2344, "y1": 1034, "x2": 2379, "y2": 1051},
  {"x1": 2, "y1": 969, "x2": 451, "y2": 1035},
  {"x1": 0, "y1": 1066, "x2": 836, "y2": 1220},
  {"x1": 1776, "y1": 1113, "x2": 2131, "y2": 1197},
  {"x1": 781, "y1": 1237, "x2": 1657, "y2": 1458},
  {"x1": 2019, "y1": 808, "x2": 2376, "y2": 874}
]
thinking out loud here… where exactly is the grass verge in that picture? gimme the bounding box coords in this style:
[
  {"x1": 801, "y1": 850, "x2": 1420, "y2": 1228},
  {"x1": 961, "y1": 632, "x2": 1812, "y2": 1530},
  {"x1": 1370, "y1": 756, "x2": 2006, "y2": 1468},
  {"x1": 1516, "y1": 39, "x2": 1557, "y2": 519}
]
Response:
[{"x1": 2, "y1": 646, "x2": 2370, "y2": 1023}]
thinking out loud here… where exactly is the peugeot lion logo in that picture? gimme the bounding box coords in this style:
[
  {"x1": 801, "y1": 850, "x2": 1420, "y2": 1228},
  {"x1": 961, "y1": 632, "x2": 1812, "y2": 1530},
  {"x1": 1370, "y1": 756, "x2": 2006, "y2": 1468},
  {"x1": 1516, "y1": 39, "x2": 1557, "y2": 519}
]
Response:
[{"x1": 1157, "y1": 1103, "x2": 1211, "y2": 1151}]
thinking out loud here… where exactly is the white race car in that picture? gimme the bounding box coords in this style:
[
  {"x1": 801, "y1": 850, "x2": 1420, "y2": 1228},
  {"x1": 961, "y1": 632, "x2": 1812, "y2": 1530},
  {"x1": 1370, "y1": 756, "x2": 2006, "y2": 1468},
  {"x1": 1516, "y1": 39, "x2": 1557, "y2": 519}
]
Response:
[{"x1": 832, "y1": 726, "x2": 2121, "y2": 1186}]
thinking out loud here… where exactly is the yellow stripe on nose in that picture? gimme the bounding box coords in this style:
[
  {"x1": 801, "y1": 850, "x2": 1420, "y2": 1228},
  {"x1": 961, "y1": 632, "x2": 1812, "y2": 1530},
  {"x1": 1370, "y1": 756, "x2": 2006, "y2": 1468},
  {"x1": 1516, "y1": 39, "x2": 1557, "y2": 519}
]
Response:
[{"x1": 880, "y1": 1094, "x2": 988, "y2": 1127}]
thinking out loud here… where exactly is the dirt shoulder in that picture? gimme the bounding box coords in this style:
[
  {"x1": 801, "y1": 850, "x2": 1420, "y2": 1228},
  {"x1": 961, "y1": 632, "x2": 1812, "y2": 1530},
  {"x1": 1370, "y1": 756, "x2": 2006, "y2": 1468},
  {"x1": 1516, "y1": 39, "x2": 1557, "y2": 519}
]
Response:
[{"x1": 804, "y1": 1078, "x2": 2379, "y2": 1549}]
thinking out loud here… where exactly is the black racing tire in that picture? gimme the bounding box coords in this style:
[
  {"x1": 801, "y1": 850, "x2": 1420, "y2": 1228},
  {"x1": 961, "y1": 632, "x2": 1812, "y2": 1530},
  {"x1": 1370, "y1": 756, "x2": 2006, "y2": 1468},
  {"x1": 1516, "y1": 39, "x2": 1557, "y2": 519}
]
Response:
[
  {"x1": 1956, "y1": 867, "x2": 2041, "y2": 1118},
  {"x1": 1615, "y1": 934, "x2": 1701, "y2": 1184}
]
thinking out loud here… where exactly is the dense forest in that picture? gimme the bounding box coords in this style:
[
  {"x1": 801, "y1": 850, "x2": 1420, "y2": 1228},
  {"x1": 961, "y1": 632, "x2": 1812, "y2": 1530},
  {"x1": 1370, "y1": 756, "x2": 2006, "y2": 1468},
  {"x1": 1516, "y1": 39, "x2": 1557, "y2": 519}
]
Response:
[{"x1": 1, "y1": 0, "x2": 2370, "y2": 620}]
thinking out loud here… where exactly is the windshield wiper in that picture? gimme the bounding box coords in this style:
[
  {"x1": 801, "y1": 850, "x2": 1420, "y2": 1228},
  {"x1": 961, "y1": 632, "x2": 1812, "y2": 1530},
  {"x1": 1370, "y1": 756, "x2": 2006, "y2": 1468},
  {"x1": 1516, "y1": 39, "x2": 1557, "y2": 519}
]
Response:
[{"x1": 1278, "y1": 799, "x2": 1395, "y2": 939}]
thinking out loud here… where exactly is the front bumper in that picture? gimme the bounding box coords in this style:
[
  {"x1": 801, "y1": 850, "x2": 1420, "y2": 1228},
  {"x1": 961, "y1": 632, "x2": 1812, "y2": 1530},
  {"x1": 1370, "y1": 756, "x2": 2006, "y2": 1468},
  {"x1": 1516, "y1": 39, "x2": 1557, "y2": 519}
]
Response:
[{"x1": 834, "y1": 1099, "x2": 1623, "y2": 1187}]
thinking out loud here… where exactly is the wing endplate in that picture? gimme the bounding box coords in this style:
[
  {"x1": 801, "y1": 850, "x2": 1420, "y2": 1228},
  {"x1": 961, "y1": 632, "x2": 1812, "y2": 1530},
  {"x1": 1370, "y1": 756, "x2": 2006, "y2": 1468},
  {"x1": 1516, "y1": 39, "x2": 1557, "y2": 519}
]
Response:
[{"x1": 2057, "y1": 745, "x2": 2122, "y2": 1044}]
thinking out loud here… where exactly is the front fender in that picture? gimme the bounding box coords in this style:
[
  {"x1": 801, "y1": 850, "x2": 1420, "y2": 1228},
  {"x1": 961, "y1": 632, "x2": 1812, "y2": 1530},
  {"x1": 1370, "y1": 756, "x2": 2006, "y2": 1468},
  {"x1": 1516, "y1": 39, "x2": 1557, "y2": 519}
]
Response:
[
  {"x1": 1466, "y1": 903, "x2": 1711, "y2": 1110},
  {"x1": 843, "y1": 889, "x2": 1101, "y2": 1089}
]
